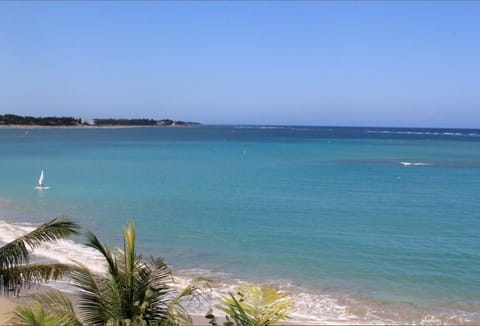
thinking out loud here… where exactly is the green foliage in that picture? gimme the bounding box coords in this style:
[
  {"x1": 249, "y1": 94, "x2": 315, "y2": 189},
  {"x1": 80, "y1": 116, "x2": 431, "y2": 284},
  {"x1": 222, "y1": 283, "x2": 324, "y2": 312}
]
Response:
[
  {"x1": 14, "y1": 290, "x2": 82, "y2": 326},
  {"x1": 0, "y1": 217, "x2": 79, "y2": 270},
  {"x1": 163, "y1": 277, "x2": 212, "y2": 326},
  {"x1": 215, "y1": 284, "x2": 294, "y2": 326},
  {"x1": 0, "y1": 114, "x2": 81, "y2": 126},
  {"x1": 0, "y1": 217, "x2": 80, "y2": 295},
  {"x1": 72, "y1": 221, "x2": 177, "y2": 324},
  {"x1": 14, "y1": 303, "x2": 60, "y2": 326},
  {"x1": 0, "y1": 114, "x2": 195, "y2": 127},
  {"x1": 94, "y1": 118, "x2": 159, "y2": 126},
  {"x1": 14, "y1": 221, "x2": 210, "y2": 326}
]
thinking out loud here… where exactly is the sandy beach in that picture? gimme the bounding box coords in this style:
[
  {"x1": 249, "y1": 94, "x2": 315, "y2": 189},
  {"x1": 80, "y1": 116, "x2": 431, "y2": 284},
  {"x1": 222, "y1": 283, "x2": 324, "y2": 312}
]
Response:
[
  {"x1": 0, "y1": 296, "x2": 17, "y2": 325},
  {"x1": 0, "y1": 296, "x2": 245, "y2": 326},
  {"x1": 0, "y1": 284, "x2": 50, "y2": 326},
  {"x1": 0, "y1": 292, "x2": 302, "y2": 326},
  {"x1": 0, "y1": 125, "x2": 188, "y2": 129},
  {"x1": 0, "y1": 293, "x2": 214, "y2": 326},
  {"x1": 0, "y1": 297, "x2": 211, "y2": 326}
]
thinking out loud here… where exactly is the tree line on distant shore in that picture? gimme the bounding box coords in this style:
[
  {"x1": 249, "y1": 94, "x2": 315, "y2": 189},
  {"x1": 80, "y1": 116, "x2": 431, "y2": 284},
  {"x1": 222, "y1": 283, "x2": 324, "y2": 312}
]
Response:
[
  {"x1": 0, "y1": 114, "x2": 197, "y2": 127},
  {"x1": 0, "y1": 114, "x2": 81, "y2": 126},
  {"x1": 94, "y1": 118, "x2": 191, "y2": 126}
]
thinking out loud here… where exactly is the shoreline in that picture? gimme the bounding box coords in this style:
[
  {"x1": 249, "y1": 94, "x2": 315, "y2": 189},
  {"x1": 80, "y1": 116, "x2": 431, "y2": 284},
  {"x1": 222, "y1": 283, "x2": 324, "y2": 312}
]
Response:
[
  {"x1": 0, "y1": 124, "x2": 197, "y2": 129},
  {"x1": 0, "y1": 287, "x2": 312, "y2": 326},
  {"x1": 1, "y1": 215, "x2": 479, "y2": 325}
]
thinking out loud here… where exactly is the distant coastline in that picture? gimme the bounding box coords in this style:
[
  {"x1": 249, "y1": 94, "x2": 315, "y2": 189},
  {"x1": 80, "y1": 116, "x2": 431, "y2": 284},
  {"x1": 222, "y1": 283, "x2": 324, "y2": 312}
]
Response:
[{"x1": 0, "y1": 114, "x2": 199, "y2": 127}]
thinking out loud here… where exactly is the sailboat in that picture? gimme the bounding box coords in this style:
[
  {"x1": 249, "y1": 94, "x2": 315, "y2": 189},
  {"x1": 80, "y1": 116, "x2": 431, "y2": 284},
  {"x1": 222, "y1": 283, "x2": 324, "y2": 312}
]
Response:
[{"x1": 35, "y1": 169, "x2": 50, "y2": 190}]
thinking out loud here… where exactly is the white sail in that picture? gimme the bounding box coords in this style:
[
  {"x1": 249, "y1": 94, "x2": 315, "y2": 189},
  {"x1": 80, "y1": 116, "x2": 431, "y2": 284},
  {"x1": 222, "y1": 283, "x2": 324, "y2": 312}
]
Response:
[
  {"x1": 38, "y1": 170, "x2": 44, "y2": 186},
  {"x1": 35, "y1": 169, "x2": 49, "y2": 190}
]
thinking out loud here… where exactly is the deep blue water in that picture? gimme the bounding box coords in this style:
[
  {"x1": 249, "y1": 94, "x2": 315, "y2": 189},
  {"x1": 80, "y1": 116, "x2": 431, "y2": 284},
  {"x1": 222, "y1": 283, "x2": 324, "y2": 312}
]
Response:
[{"x1": 0, "y1": 125, "x2": 479, "y2": 322}]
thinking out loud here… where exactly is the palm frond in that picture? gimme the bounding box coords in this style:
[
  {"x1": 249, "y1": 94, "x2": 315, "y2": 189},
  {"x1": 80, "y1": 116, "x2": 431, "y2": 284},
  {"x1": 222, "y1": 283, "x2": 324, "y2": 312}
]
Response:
[
  {"x1": 26, "y1": 290, "x2": 83, "y2": 325},
  {"x1": 0, "y1": 217, "x2": 79, "y2": 270},
  {"x1": 218, "y1": 292, "x2": 251, "y2": 326},
  {"x1": 84, "y1": 231, "x2": 118, "y2": 278},
  {"x1": 1, "y1": 263, "x2": 72, "y2": 296},
  {"x1": 10, "y1": 220, "x2": 212, "y2": 326},
  {"x1": 123, "y1": 221, "x2": 137, "y2": 318},
  {"x1": 123, "y1": 221, "x2": 136, "y2": 283},
  {"x1": 145, "y1": 261, "x2": 172, "y2": 321},
  {"x1": 165, "y1": 277, "x2": 212, "y2": 326},
  {"x1": 148, "y1": 259, "x2": 173, "y2": 290},
  {"x1": 102, "y1": 273, "x2": 124, "y2": 319},
  {"x1": 130, "y1": 259, "x2": 154, "y2": 318},
  {"x1": 0, "y1": 240, "x2": 28, "y2": 273},
  {"x1": 14, "y1": 302, "x2": 60, "y2": 326},
  {"x1": 70, "y1": 262, "x2": 111, "y2": 324},
  {"x1": 217, "y1": 284, "x2": 294, "y2": 326}
]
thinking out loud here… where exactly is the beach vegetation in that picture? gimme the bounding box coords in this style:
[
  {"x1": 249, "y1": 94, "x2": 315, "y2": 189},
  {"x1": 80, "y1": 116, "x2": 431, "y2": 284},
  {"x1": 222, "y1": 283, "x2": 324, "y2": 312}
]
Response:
[
  {"x1": 13, "y1": 221, "x2": 210, "y2": 325},
  {"x1": 0, "y1": 113, "x2": 196, "y2": 127},
  {"x1": 206, "y1": 284, "x2": 294, "y2": 326},
  {"x1": 0, "y1": 217, "x2": 80, "y2": 296},
  {"x1": 0, "y1": 114, "x2": 82, "y2": 126},
  {"x1": 14, "y1": 290, "x2": 81, "y2": 326}
]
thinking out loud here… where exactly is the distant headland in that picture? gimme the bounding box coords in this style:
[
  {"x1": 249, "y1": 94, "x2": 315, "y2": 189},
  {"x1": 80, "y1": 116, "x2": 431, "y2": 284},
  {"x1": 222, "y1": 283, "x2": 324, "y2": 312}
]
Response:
[{"x1": 0, "y1": 114, "x2": 199, "y2": 127}]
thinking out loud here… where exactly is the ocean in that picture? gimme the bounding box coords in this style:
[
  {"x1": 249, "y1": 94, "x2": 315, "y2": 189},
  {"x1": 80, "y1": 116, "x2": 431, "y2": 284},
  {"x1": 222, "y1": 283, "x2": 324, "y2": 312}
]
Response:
[{"x1": 0, "y1": 125, "x2": 479, "y2": 324}]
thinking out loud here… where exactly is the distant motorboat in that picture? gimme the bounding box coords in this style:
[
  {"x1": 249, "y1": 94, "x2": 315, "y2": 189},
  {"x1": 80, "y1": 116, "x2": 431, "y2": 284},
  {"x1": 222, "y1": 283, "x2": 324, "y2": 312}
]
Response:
[{"x1": 35, "y1": 169, "x2": 50, "y2": 190}]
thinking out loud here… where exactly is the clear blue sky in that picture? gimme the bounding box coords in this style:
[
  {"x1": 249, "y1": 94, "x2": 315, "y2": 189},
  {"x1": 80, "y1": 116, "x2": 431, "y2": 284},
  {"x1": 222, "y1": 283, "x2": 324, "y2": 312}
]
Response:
[{"x1": 1, "y1": 1, "x2": 479, "y2": 127}]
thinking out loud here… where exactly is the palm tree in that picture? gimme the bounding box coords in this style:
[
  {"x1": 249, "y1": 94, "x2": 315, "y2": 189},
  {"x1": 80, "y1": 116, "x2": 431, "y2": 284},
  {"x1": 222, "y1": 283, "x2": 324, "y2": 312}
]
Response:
[
  {"x1": 207, "y1": 283, "x2": 294, "y2": 326},
  {"x1": 0, "y1": 217, "x2": 80, "y2": 296},
  {"x1": 14, "y1": 221, "x2": 209, "y2": 325}
]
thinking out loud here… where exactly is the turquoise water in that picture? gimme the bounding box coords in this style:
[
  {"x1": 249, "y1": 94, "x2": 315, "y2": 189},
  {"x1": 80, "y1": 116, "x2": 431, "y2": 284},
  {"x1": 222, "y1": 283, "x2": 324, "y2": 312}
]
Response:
[{"x1": 0, "y1": 126, "x2": 479, "y2": 323}]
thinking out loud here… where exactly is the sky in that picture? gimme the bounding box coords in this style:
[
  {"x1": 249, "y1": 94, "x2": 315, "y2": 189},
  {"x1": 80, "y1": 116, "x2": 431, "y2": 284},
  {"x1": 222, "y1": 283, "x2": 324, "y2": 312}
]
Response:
[{"x1": 0, "y1": 1, "x2": 479, "y2": 128}]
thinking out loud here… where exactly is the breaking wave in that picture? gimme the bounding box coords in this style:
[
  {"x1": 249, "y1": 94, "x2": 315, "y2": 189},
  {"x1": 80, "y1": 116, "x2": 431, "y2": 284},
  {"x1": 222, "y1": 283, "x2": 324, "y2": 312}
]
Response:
[
  {"x1": 400, "y1": 161, "x2": 433, "y2": 166},
  {"x1": 1, "y1": 219, "x2": 479, "y2": 325},
  {"x1": 366, "y1": 130, "x2": 480, "y2": 138}
]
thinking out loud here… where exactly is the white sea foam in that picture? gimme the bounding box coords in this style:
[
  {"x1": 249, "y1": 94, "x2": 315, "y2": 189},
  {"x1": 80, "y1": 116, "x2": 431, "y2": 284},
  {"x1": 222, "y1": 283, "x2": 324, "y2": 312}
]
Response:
[
  {"x1": 232, "y1": 125, "x2": 286, "y2": 129},
  {"x1": 1, "y1": 219, "x2": 478, "y2": 325},
  {"x1": 0, "y1": 219, "x2": 107, "y2": 275},
  {"x1": 366, "y1": 130, "x2": 480, "y2": 137},
  {"x1": 232, "y1": 125, "x2": 312, "y2": 131},
  {"x1": 0, "y1": 220, "x2": 359, "y2": 326},
  {"x1": 173, "y1": 272, "x2": 480, "y2": 325},
  {"x1": 400, "y1": 162, "x2": 432, "y2": 166},
  {"x1": 171, "y1": 272, "x2": 347, "y2": 324}
]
